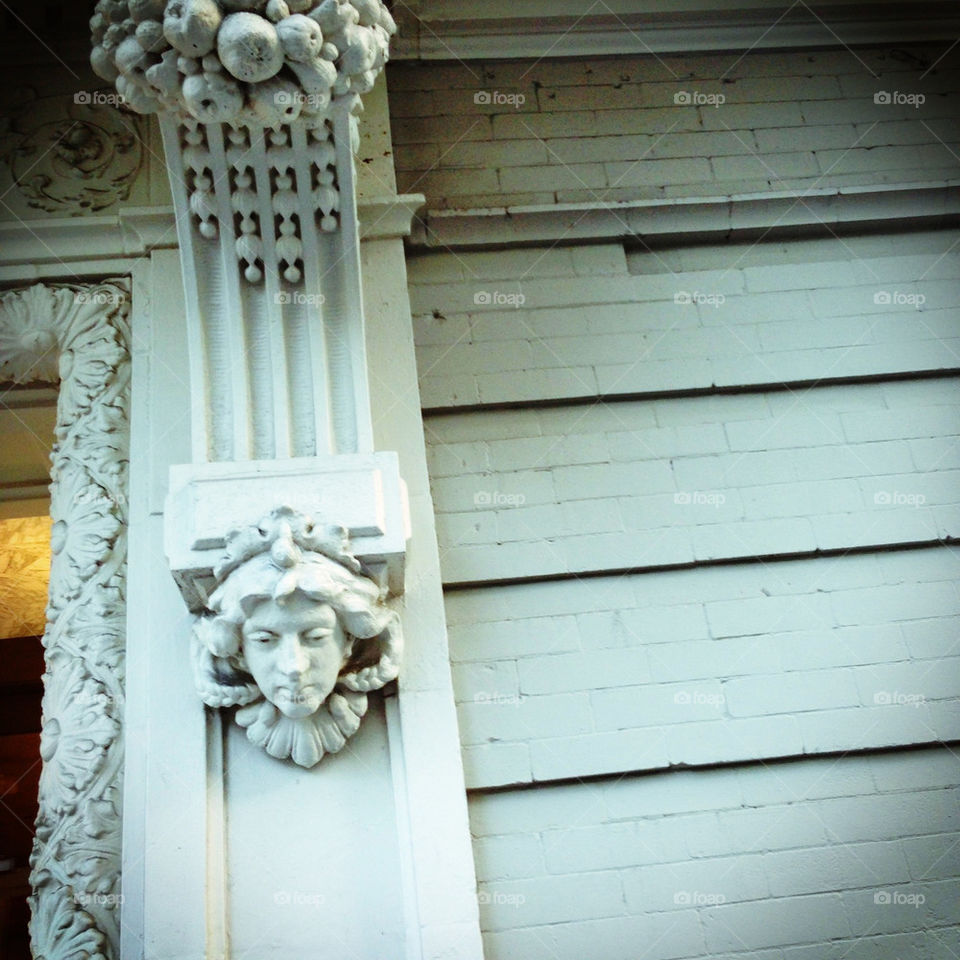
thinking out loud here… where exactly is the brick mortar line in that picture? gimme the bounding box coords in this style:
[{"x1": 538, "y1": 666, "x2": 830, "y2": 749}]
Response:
[
  {"x1": 441, "y1": 537, "x2": 957, "y2": 592},
  {"x1": 422, "y1": 367, "x2": 960, "y2": 418},
  {"x1": 465, "y1": 738, "x2": 960, "y2": 796}
]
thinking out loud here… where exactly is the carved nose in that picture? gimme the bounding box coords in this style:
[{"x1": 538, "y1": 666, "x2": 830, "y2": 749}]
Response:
[{"x1": 278, "y1": 636, "x2": 308, "y2": 678}]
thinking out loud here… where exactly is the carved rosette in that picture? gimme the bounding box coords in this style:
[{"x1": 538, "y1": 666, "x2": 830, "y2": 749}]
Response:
[
  {"x1": 0, "y1": 90, "x2": 145, "y2": 216},
  {"x1": 0, "y1": 283, "x2": 130, "y2": 960}
]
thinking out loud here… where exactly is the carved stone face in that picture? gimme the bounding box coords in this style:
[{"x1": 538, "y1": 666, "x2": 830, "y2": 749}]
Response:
[{"x1": 240, "y1": 590, "x2": 350, "y2": 719}]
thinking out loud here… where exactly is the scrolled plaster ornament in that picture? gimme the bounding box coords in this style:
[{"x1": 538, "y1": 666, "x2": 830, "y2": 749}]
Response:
[
  {"x1": 0, "y1": 282, "x2": 130, "y2": 960},
  {"x1": 90, "y1": 0, "x2": 396, "y2": 125},
  {"x1": 0, "y1": 89, "x2": 144, "y2": 216},
  {"x1": 192, "y1": 505, "x2": 401, "y2": 767}
]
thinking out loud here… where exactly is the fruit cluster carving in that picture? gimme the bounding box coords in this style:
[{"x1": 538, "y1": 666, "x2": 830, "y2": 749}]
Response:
[{"x1": 90, "y1": 0, "x2": 396, "y2": 126}]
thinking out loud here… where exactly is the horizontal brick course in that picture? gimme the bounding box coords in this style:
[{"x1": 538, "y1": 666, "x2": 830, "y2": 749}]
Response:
[
  {"x1": 389, "y1": 43, "x2": 955, "y2": 210},
  {"x1": 468, "y1": 750, "x2": 960, "y2": 958},
  {"x1": 427, "y1": 377, "x2": 960, "y2": 583},
  {"x1": 448, "y1": 546, "x2": 959, "y2": 788},
  {"x1": 411, "y1": 229, "x2": 960, "y2": 408}
]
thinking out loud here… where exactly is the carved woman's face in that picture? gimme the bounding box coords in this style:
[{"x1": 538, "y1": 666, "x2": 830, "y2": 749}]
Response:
[{"x1": 240, "y1": 591, "x2": 350, "y2": 719}]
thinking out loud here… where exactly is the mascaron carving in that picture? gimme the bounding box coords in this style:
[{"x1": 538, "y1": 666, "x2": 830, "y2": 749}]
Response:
[
  {"x1": 0, "y1": 282, "x2": 130, "y2": 960},
  {"x1": 192, "y1": 505, "x2": 401, "y2": 767}
]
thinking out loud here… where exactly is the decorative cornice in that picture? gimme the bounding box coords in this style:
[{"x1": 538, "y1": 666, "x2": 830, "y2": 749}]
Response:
[
  {"x1": 393, "y1": 1, "x2": 960, "y2": 60},
  {"x1": 410, "y1": 182, "x2": 960, "y2": 248},
  {"x1": 0, "y1": 194, "x2": 425, "y2": 269},
  {"x1": 0, "y1": 281, "x2": 130, "y2": 960}
]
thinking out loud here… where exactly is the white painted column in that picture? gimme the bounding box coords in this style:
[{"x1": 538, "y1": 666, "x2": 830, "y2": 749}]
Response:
[{"x1": 85, "y1": 1, "x2": 485, "y2": 956}]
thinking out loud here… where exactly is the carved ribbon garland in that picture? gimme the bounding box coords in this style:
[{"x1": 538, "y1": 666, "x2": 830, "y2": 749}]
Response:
[{"x1": 0, "y1": 283, "x2": 130, "y2": 960}]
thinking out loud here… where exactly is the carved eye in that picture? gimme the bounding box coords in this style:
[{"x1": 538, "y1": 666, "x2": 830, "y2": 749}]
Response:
[
  {"x1": 303, "y1": 629, "x2": 333, "y2": 644},
  {"x1": 247, "y1": 632, "x2": 277, "y2": 644}
]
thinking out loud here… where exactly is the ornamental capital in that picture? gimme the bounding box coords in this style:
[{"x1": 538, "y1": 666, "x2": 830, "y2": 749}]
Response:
[{"x1": 90, "y1": 0, "x2": 396, "y2": 125}]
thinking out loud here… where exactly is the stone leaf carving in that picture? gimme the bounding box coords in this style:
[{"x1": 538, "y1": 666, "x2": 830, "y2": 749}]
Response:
[
  {"x1": 0, "y1": 282, "x2": 130, "y2": 960},
  {"x1": 89, "y1": 0, "x2": 396, "y2": 126},
  {"x1": 0, "y1": 89, "x2": 144, "y2": 216},
  {"x1": 191, "y1": 505, "x2": 402, "y2": 767}
]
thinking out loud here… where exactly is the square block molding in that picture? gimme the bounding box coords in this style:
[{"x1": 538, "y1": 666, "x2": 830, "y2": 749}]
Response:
[{"x1": 165, "y1": 452, "x2": 410, "y2": 611}]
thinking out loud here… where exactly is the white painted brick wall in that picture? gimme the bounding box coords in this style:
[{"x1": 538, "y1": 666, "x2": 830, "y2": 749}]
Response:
[
  {"x1": 447, "y1": 546, "x2": 960, "y2": 788},
  {"x1": 426, "y1": 377, "x2": 960, "y2": 583},
  {"x1": 389, "y1": 44, "x2": 959, "y2": 209},
  {"x1": 468, "y1": 749, "x2": 960, "y2": 959},
  {"x1": 409, "y1": 229, "x2": 960, "y2": 409},
  {"x1": 395, "y1": 45, "x2": 960, "y2": 960}
]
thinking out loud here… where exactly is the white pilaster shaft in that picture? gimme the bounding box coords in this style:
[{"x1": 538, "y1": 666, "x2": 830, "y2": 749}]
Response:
[{"x1": 159, "y1": 101, "x2": 374, "y2": 463}]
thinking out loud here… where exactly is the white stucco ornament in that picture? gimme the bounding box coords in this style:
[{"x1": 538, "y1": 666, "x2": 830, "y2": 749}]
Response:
[
  {"x1": 191, "y1": 506, "x2": 402, "y2": 767},
  {"x1": 89, "y1": 0, "x2": 395, "y2": 124}
]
